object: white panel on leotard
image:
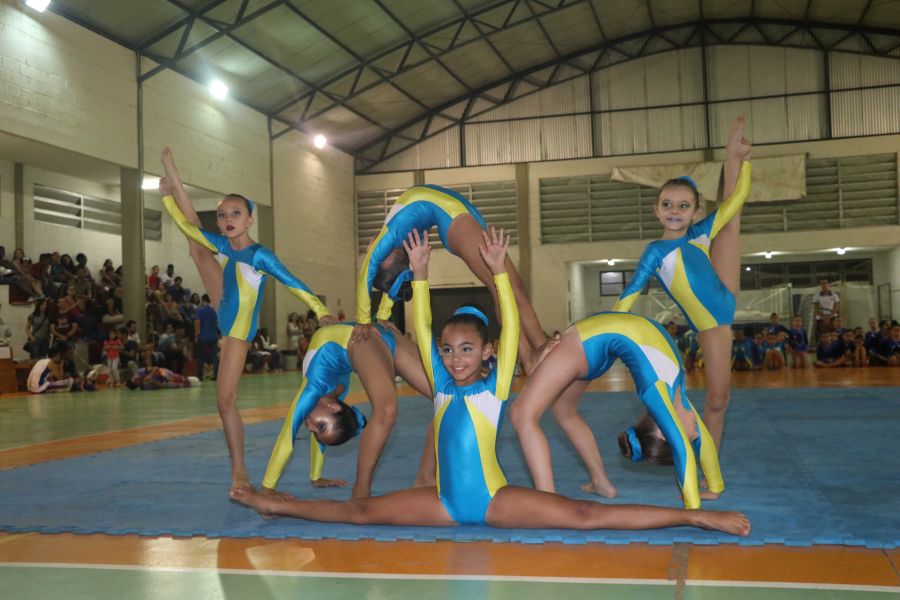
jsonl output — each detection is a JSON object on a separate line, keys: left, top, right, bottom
{"left": 237, "top": 261, "right": 264, "bottom": 291}
{"left": 302, "top": 348, "right": 318, "bottom": 375}
{"left": 689, "top": 233, "right": 711, "bottom": 249}
{"left": 658, "top": 249, "right": 679, "bottom": 288}
{"left": 385, "top": 202, "right": 406, "bottom": 225}
{"left": 639, "top": 344, "right": 680, "bottom": 386}
{"left": 434, "top": 392, "right": 453, "bottom": 415}
{"left": 465, "top": 390, "right": 502, "bottom": 427}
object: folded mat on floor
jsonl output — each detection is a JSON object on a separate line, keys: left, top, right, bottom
{"left": 2, "top": 387, "right": 898, "bottom": 547}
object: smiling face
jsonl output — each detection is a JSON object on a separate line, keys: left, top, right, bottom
{"left": 655, "top": 184, "right": 698, "bottom": 238}
{"left": 439, "top": 323, "right": 492, "bottom": 386}
{"left": 216, "top": 196, "right": 253, "bottom": 239}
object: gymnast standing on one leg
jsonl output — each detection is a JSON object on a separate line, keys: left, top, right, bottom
{"left": 352, "top": 184, "right": 554, "bottom": 373}
{"left": 159, "top": 148, "right": 333, "bottom": 492}
{"left": 510, "top": 311, "right": 723, "bottom": 508}
{"left": 612, "top": 116, "right": 752, "bottom": 449}
{"left": 261, "top": 320, "right": 434, "bottom": 499}
{"left": 230, "top": 228, "right": 750, "bottom": 538}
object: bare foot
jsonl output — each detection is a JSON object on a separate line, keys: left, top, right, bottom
{"left": 691, "top": 510, "right": 750, "bottom": 536}
{"left": 230, "top": 470, "right": 250, "bottom": 494}
{"left": 230, "top": 485, "right": 278, "bottom": 520}
{"left": 581, "top": 480, "right": 618, "bottom": 499}
{"left": 260, "top": 487, "right": 297, "bottom": 502}
{"left": 311, "top": 477, "right": 348, "bottom": 488}
{"left": 700, "top": 490, "right": 721, "bottom": 501}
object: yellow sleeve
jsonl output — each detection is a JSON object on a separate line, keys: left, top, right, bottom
{"left": 261, "top": 381, "right": 308, "bottom": 490}
{"left": 375, "top": 294, "right": 395, "bottom": 321}
{"left": 289, "top": 288, "right": 330, "bottom": 321}
{"left": 411, "top": 279, "right": 436, "bottom": 392}
{"left": 709, "top": 161, "right": 752, "bottom": 240}
{"left": 493, "top": 272, "right": 520, "bottom": 401}
{"left": 309, "top": 437, "right": 325, "bottom": 481}
{"left": 161, "top": 195, "right": 219, "bottom": 253}
{"left": 692, "top": 408, "right": 725, "bottom": 494}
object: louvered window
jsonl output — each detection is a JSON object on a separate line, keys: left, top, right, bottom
{"left": 356, "top": 182, "right": 517, "bottom": 254}
{"left": 741, "top": 153, "right": 899, "bottom": 233}
{"left": 34, "top": 184, "right": 162, "bottom": 241}
{"left": 540, "top": 176, "right": 661, "bottom": 244}
{"left": 144, "top": 208, "right": 162, "bottom": 241}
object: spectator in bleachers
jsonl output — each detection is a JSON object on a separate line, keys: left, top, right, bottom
{"left": 303, "top": 310, "right": 319, "bottom": 338}
{"left": 832, "top": 316, "right": 846, "bottom": 337}
{"left": 161, "top": 293, "right": 185, "bottom": 328}
{"left": 100, "top": 264, "right": 120, "bottom": 291}
{"left": 814, "top": 331, "right": 846, "bottom": 368}
{"left": 147, "top": 265, "right": 161, "bottom": 291}
{"left": 167, "top": 276, "right": 188, "bottom": 304}
{"left": 870, "top": 322, "right": 900, "bottom": 367}
{"left": 73, "top": 267, "right": 93, "bottom": 301}
{"left": 0, "top": 246, "right": 36, "bottom": 299}
{"left": 51, "top": 306, "right": 80, "bottom": 348}
{"left": 25, "top": 299, "right": 52, "bottom": 359}
{"left": 256, "top": 328, "right": 284, "bottom": 371}
{"left": 194, "top": 294, "right": 219, "bottom": 381}
{"left": 9, "top": 248, "right": 44, "bottom": 299}
{"left": 163, "top": 264, "right": 177, "bottom": 288}
{"left": 813, "top": 279, "right": 840, "bottom": 339}
{"left": 731, "top": 328, "right": 753, "bottom": 371}
{"left": 245, "top": 338, "right": 272, "bottom": 373}
{"left": 59, "top": 253, "right": 77, "bottom": 283}
{"left": 74, "top": 253, "right": 95, "bottom": 284}
{"left": 786, "top": 315, "right": 809, "bottom": 369}
{"left": 97, "top": 258, "right": 113, "bottom": 282}
{"left": 868, "top": 320, "right": 892, "bottom": 366}
{"left": 762, "top": 331, "right": 785, "bottom": 371}
{"left": 157, "top": 322, "right": 187, "bottom": 374}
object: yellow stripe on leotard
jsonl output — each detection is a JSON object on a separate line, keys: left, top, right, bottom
{"left": 230, "top": 264, "right": 258, "bottom": 340}
{"left": 653, "top": 380, "right": 701, "bottom": 509}
{"left": 412, "top": 280, "right": 436, "bottom": 393}
{"left": 492, "top": 272, "right": 519, "bottom": 401}
{"left": 262, "top": 378, "right": 310, "bottom": 490}
{"left": 691, "top": 406, "right": 724, "bottom": 494}
{"left": 667, "top": 251, "right": 718, "bottom": 332}
{"left": 575, "top": 312, "right": 680, "bottom": 369}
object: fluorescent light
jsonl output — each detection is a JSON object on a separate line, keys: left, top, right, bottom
{"left": 26, "top": 0, "right": 51, "bottom": 12}
{"left": 745, "top": 266, "right": 752, "bottom": 271}
{"left": 606, "top": 259, "right": 615, "bottom": 266}
{"left": 141, "top": 177, "right": 159, "bottom": 190}
{"left": 836, "top": 247, "right": 846, "bottom": 255}
{"left": 314, "top": 134, "right": 327, "bottom": 149}
{"left": 209, "top": 79, "right": 228, "bottom": 100}
{"left": 764, "top": 251, "right": 773, "bottom": 259}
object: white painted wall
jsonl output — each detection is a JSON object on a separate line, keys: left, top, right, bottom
{"left": 873, "top": 245, "right": 900, "bottom": 321}
{"left": 0, "top": 1, "right": 136, "bottom": 167}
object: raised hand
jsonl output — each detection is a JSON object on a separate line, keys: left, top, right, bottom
{"left": 478, "top": 226, "right": 510, "bottom": 275}
{"left": 158, "top": 176, "right": 173, "bottom": 196}
{"left": 402, "top": 229, "right": 431, "bottom": 279}
{"left": 726, "top": 115, "right": 751, "bottom": 161}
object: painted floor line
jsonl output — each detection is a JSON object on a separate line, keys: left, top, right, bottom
{"left": 4, "top": 563, "right": 900, "bottom": 592}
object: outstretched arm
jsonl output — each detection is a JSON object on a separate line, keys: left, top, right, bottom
{"left": 404, "top": 230, "right": 436, "bottom": 393}
{"left": 257, "top": 249, "right": 330, "bottom": 320}
{"left": 160, "top": 196, "right": 224, "bottom": 254}
{"left": 480, "top": 227, "right": 519, "bottom": 400}
{"left": 612, "top": 246, "right": 658, "bottom": 313}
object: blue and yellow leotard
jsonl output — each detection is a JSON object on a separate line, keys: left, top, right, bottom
{"left": 356, "top": 185, "right": 487, "bottom": 324}
{"left": 412, "top": 271, "right": 518, "bottom": 525}
{"left": 575, "top": 311, "right": 723, "bottom": 509}
{"left": 261, "top": 322, "right": 397, "bottom": 490}
{"left": 612, "top": 162, "right": 752, "bottom": 332}
{"left": 162, "top": 196, "right": 329, "bottom": 341}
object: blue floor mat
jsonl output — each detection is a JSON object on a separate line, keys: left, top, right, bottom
{"left": 2, "top": 388, "right": 899, "bottom": 547}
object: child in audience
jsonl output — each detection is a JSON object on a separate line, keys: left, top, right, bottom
{"left": 103, "top": 329, "right": 123, "bottom": 386}
{"left": 762, "top": 331, "right": 785, "bottom": 371}
{"left": 731, "top": 329, "right": 752, "bottom": 371}
{"left": 814, "top": 332, "right": 846, "bottom": 368}
{"left": 786, "top": 315, "right": 808, "bottom": 369}
{"left": 750, "top": 333, "right": 765, "bottom": 370}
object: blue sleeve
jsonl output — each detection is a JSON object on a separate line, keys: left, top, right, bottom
{"left": 612, "top": 245, "right": 659, "bottom": 313}
{"left": 255, "top": 248, "right": 330, "bottom": 319}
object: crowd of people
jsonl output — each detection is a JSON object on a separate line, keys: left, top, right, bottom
{"left": 665, "top": 279, "right": 900, "bottom": 373}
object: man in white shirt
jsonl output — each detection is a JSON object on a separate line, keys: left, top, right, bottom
{"left": 813, "top": 279, "right": 840, "bottom": 339}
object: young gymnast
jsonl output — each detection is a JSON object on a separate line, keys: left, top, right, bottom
{"left": 159, "top": 148, "right": 333, "bottom": 492}
{"left": 230, "top": 228, "right": 750, "bottom": 537}
{"left": 353, "top": 183, "right": 551, "bottom": 372}
{"left": 509, "top": 311, "right": 723, "bottom": 509}
{"left": 261, "top": 320, "right": 434, "bottom": 499}
{"left": 612, "top": 117, "right": 752, "bottom": 448}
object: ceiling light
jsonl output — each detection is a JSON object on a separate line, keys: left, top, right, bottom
{"left": 141, "top": 177, "right": 159, "bottom": 190}
{"left": 745, "top": 266, "right": 752, "bottom": 271}
{"left": 26, "top": 0, "right": 51, "bottom": 12}
{"left": 836, "top": 247, "right": 846, "bottom": 255}
{"left": 606, "top": 259, "right": 615, "bottom": 266}
{"left": 209, "top": 79, "right": 228, "bottom": 100}
{"left": 314, "top": 134, "right": 327, "bottom": 149}
{"left": 764, "top": 251, "right": 773, "bottom": 259}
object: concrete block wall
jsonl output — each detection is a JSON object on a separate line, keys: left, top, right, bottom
{"left": 0, "top": 1, "right": 136, "bottom": 167}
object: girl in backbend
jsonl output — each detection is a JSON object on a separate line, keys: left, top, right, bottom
{"left": 612, "top": 116, "right": 752, "bottom": 448}
{"left": 261, "top": 319, "right": 434, "bottom": 499}
{"left": 510, "top": 310, "right": 723, "bottom": 508}
{"left": 159, "top": 148, "right": 333, "bottom": 492}
{"left": 230, "top": 228, "right": 750, "bottom": 538}
{"left": 354, "top": 184, "right": 553, "bottom": 373}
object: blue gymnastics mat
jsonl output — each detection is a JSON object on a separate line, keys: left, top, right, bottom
{"left": 1, "top": 387, "right": 899, "bottom": 547}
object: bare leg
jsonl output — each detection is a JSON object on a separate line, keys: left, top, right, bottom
{"left": 486, "top": 486, "right": 750, "bottom": 535}
{"left": 231, "top": 485, "right": 456, "bottom": 527}
{"left": 696, "top": 326, "right": 733, "bottom": 449}
{"left": 710, "top": 116, "right": 746, "bottom": 297}
{"left": 509, "top": 329, "right": 589, "bottom": 492}
{"left": 217, "top": 336, "right": 252, "bottom": 490}
{"left": 447, "top": 215, "right": 551, "bottom": 373}
{"left": 550, "top": 379, "right": 617, "bottom": 498}
{"left": 393, "top": 331, "right": 433, "bottom": 398}
{"left": 412, "top": 422, "right": 436, "bottom": 488}
{"left": 349, "top": 336, "right": 398, "bottom": 498}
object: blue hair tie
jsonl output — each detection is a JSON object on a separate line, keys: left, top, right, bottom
{"left": 452, "top": 306, "right": 489, "bottom": 326}
{"left": 350, "top": 405, "right": 367, "bottom": 438}
{"left": 246, "top": 198, "right": 255, "bottom": 214}
{"left": 676, "top": 175, "right": 699, "bottom": 191}
{"left": 387, "top": 268, "right": 414, "bottom": 301}
{"left": 625, "top": 427, "right": 643, "bottom": 462}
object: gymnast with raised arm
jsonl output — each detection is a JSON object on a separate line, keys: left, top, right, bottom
{"left": 231, "top": 228, "right": 749, "bottom": 537}
{"left": 159, "top": 148, "right": 333, "bottom": 492}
